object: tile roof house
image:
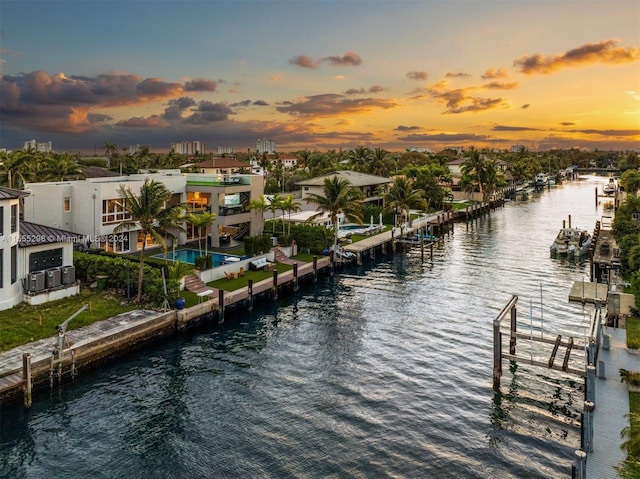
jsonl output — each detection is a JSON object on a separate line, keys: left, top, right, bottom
{"left": 295, "top": 171, "right": 391, "bottom": 205}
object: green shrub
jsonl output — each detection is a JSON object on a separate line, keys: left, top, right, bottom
{"left": 244, "top": 235, "right": 273, "bottom": 256}
{"left": 194, "top": 255, "right": 212, "bottom": 270}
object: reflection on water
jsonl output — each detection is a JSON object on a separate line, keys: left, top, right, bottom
{"left": 0, "top": 177, "right": 612, "bottom": 478}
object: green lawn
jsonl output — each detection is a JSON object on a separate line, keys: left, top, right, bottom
{"left": 0, "top": 289, "right": 137, "bottom": 352}
{"left": 628, "top": 316, "right": 640, "bottom": 350}
{"left": 620, "top": 391, "right": 640, "bottom": 478}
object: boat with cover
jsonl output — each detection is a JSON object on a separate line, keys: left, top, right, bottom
{"left": 534, "top": 173, "right": 549, "bottom": 188}
{"left": 603, "top": 177, "right": 617, "bottom": 195}
{"left": 330, "top": 245, "right": 356, "bottom": 262}
{"left": 550, "top": 227, "right": 592, "bottom": 257}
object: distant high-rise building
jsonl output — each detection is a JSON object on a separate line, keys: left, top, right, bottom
{"left": 23, "top": 139, "right": 52, "bottom": 152}
{"left": 217, "top": 146, "right": 236, "bottom": 155}
{"left": 510, "top": 144, "right": 526, "bottom": 153}
{"left": 170, "top": 141, "right": 206, "bottom": 155}
{"left": 256, "top": 138, "right": 275, "bottom": 154}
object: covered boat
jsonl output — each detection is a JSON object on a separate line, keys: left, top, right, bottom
{"left": 550, "top": 227, "right": 592, "bottom": 257}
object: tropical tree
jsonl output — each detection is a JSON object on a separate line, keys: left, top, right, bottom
{"left": 42, "top": 153, "right": 83, "bottom": 181}
{"left": 0, "top": 150, "right": 37, "bottom": 188}
{"left": 114, "top": 179, "right": 186, "bottom": 303}
{"left": 621, "top": 169, "right": 640, "bottom": 195}
{"left": 367, "top": 148, "right": 394, "bottom": 177}
{"left": 305, "top": 176, "right": 364, "bottom": 248}
{"left": 281, "top": 195, "right": 302, "bottom": 235}
{"left": 383, "top": 176, "right": 427, "bottom": 227}
{"left": 103, "top": 141, "right": 119, "bottom": 169}
{"left": 349, "top": 145, "right": 370, "bottom": 172}
{"left": 461, "top": 147, "right": 487, "bottom": 201}
{"left": 184, "top": 211, "right": 217, "bottom": 255}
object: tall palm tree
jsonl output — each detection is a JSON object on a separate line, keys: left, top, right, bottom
{"left": 349, "top": 145, "right": 370, "bottom": 172}
{"left": 368, "top": 148, "right": 394, "bottom": 177}
{"left": 280, "top": 195, "right": 302, "bottom": 235}
{"left": 184, "top": 211, "right": 216, "bottom": 255}
{"left": 42, "top": 153, "right": 83, "bottom": 181}
{"left": 103, "top": 141, "right": 119, "bottom": 169}
{"left": 114, "top": 179, "right": 185, "bottom": 303}
{"left": 383, "top": 177, "right": 427, "bottom": 227}
{"left": 461, "top": 147, "right": 487, "bottom": 201}
{"left": 305, "top": 176, "right": 364, "bottom": 248}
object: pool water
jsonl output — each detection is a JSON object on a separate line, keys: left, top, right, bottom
{"left": 153, "top": 249, "right": 244, "bottom": 266}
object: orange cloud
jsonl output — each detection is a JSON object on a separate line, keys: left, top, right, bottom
{"left": 514, "top": 40, "right": 640, "bottom": 74}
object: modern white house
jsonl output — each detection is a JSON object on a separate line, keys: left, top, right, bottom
{"left": 296, "top": 171, "right": 391, "bottom": 206}
{"left": 23, "top": 171, "right": 265, "bottom": 253}
{"left": 0, "top": 187, "right": 80, "bottom": 311}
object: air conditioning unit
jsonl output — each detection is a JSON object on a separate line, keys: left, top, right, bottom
{"left": 60, "top": 265, "right": 76, "bottom": 285}
{"left": 45, "top": 268, "right": 62, "bottom": 288}
{"left": 27, "top": 271, "right": 45, "bottom": 292}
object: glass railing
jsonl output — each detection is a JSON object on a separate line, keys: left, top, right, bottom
{"left": 186, "top": 174, "right": 252, "bottom": 186}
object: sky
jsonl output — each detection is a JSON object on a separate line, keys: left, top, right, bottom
{"left": 1, "top": 0, "right": 639, "bottom": 155}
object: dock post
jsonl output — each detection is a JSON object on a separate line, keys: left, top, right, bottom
{"left": 573, "top": 450, "right": 587, "bottom": 479}
{"left": 391, "top": 229, "right": 395, "bottom": 252}
{"left": 293, "top": 262, "right": 298, "bottom": 291}
{"left": 586, "top": 365, "right": 596, "bottom": 404}
{"left": 430, "top": 243, "right": 433, "bottom": 261}
{"left": 272, "top": 270, "right": 278, "bottom": 300}
{"left": 22, "top": 353, "right": 32, "bottom": 408}
{"left": 218, "top": 289, "right": 225, "bottom": 323}
{"left": 313, "top": 256, "right": 318, "bottom": 282}
{"left": 493, "top": 321, "right": 502, "bottom": 390}
{"left": 421, "top": 236, "right": 424, "bottom": 263}
{"left": 248, "top": 279, "right": 254, "bottom": 311}
{"left": 357, "top": 251, "right": 362, "bottom": 266}
{"left": 509, "top": 305, "right": 517, "bottom": 355}
{"left": 582, "top": 401, "right": 595, "bottom": 453}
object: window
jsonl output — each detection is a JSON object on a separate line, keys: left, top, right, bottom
{"left": 10, "top": 204, "right": 17, "bottom": 233}
{"left": 186, "top": 191, "right": 210, "bottom": 211}
{"left": 11, "top": 245, "right": 17, "bottom": 284}
{"left": 102, "top": 199, "right": 130, "bottom": 225}
{"left": 64, "top": 197, "right": 71, "bottom": 212}
{"left": 99, "top": 232, "right": 130, "bottom": 253}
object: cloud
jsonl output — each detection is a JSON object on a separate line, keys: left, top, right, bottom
{"left": 407, "top": 71, "right": 429, "bottom": 81}
{"left": 344, "top": 85, "right": 385, "bottom": 95}
{"left": 322, "top": 51, "right": 362, "bottom": 67}
{"left": 492, "top": 125, "right": 541, "bottom": 132}
{"left": 521, "top": 104, "right": 530, "bottom": 109}
{"left": 395, "top": 125, "right": 421, "bottom": 131}
{"left": 428, "top": 81, "right": 508, "bottom": 114}
{"left": 514, "top": 40, "right": 640, "bottom": 74}
{"left": 116, "top": 115, "right": 168, "bottom": 128}
{"left": 290, "top": 52, "right": 363, "bottom": 69}
{"left": 398, "top": 132, "right": 491, "bottom": 142}
{"left": 163, "top": 97, "right": 196, "bottom": 120}
{"left": 481, "top": 68, "right": 508, "bottom": 79}
{"left": 289, "top": 55, "right": 317, "bottom": 69}
{"left": 444, "top": 72, "right": 471, "bottom": 79}
{"left": 184, "top": 78, "right": 217, "bottom": 92}
{"left": 253, "top": 100, "right": 269, "bottom": 106}
{"left": 566, "top": 128, "right": 640, "bottom": 137}
{"left": 481, "top": 81, "right": 518, "bottom": 90}
{"left": 184, "top": 100, "right": 234, "bottom": 124}
{"left": 275, "top": 93, "right": 397, "bottom": 118}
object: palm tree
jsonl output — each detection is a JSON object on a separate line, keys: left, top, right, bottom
{"left": 42, "top": 153, "right": 83, "bottom": 181}
{"left": 103, "top": 141, "right": 119, "bottom": 169}
{"left": 184, "top": 211, "right": 216, "bottom": 255}
{"left": 114, "top": 179, "right": 185, "bottom": 303}
{"left": 349, "top": 145, "right": 370, "bottom": 172}
{"left": 305, "top": 176, "right": 364, "bottom": 249}
{"left": 461, "top": 147, "right": 487, "bottom": 202}
{"left": 621, "top": 169, "right": 640, "bottom": 195}
{"left": 280, "top": 195, "right": 302, "bottom": 235}
{"left": 268, "top": 193, "right": 284, "bottom": 233}
{"left": 383, "top": 177, "right": 427, "bottom": 227}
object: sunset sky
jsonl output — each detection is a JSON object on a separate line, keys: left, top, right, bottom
{"left": 1, "top": 0, "right": 639, "bottom": 154}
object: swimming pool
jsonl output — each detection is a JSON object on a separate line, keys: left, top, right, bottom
{"left": 153, "top": 249, "right": 245, "bottom": 266}
{"left": 338, "top": 223, "right": 383, "bottom": 238}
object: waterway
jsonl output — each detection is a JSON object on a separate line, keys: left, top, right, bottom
{"left": 0, "top": 176, "right": 613, "bottom": 478}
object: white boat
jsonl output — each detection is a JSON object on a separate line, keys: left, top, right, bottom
{"left": 603, "top": 177, "right": 617, "bottom": 195}
{"left": 550, "top": 227, "right": 592, "bottom": 257}
{"left": 331, "top": 245, "right": 356, "bottom": 262}
{"left": 534, "top": 173, "right": 549, "bottom": 187}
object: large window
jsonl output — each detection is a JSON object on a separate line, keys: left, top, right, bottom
{"left": 28, "top": 248, "right": 63, "bottom": 272}
{"left": 99, "top": 232, "right": 130, "bottom": 253}
{"left": 102, "top": 199, "right": 131, "bottom": 225}
{"left": 10, "top": 204, "right": 17, "bottom": 233}
{"left": 11, "top": 245, "right": 17, "bottom": 284}
{"left": 186, "top": 191, "right": 210, "bottom": 211}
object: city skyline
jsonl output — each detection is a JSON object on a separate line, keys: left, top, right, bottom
{"left": 1, "top": 0, "right": 639, "bottom": 154}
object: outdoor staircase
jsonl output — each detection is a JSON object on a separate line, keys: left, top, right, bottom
{"left": 271, "top": 246, "right": 297, "bottom": 265}
{"left": 184, "top": 274, "right": 214, "bottom": 297}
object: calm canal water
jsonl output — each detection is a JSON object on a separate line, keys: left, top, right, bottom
{"left": 1, "top": 176, "right": 613, "bottom": 479}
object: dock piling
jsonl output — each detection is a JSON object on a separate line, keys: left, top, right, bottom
{"left": 218, "top": 289, "right": 225, "bottom": 323}
{"left": 248, "top": 279, "right": 254, "bottom": 311}
{"left": 313, "top": 256, "right": 318, "bottom": 282}
{"left": 22, "top": 353, "right": 32, "bottom": 408}
{"left": 272, "top": 270, "right": 278, "bottom": 300}
{"left": 293, "top": 263, "right": 298, "bottom": 291}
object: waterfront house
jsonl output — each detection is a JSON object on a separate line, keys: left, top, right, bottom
{"left": 23, "top": 171, "right": 265, "bottom": 253}
{"left": 296, "top": 171, "right": 391, "bottom": 207}
{"left": 0, "top": 187, "right": 80, "bottom": 311}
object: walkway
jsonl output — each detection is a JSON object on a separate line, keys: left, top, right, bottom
{"left": 587, "top": 327, "right": 635, "bottom": 478}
